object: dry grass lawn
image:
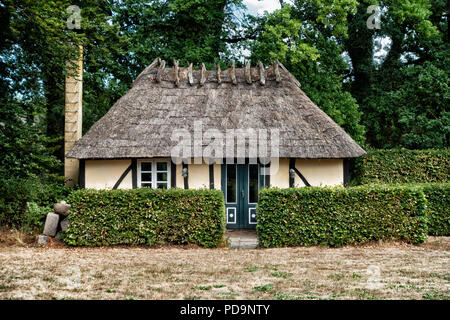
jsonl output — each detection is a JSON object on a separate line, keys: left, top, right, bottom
{"left": 0, "top": 235, "right": 448, "bottom": 300}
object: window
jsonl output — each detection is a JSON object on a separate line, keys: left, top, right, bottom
{"left": 138, "top": 160, "right": 170, "bottom": 189}
{"left": 226, "top": 164, "right": 237, "bottom": 203}
{"left": 248, "top": 164, "right": 259, "bottom": 203}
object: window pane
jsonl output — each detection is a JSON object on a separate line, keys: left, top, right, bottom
{"left": 141, "top": 183, "right": 152, "bottom": 188}
{"left": 157, "top": 183, "right": 167, "bottom": 189}
{"left": 141, "top": 162, "right": 152, "bottom": 171}
{"left": 156, "top": 162, "right": 167, "bottom": 171}
{"left": 141, "top": 172, "right": 152, "bottom": 182}
{"left": 157, "top": 172, "right": 167, "bottom": 182}
{"left": 226, "top": 164, "right": 236, "bottom": 203}
{"left": 249, "top": 164, "right": 258, "bottom": 203}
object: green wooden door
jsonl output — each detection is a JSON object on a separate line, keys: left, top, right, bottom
{"left": 223, "top": 163, "right": 260, "bottom": 229}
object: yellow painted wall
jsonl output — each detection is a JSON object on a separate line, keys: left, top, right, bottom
{"left": 269, "top": 158, "right": 343, "bottom": 188}
{"left": 187, "top": 163, "right": 210, "bottom": 189}
{"left": 214, "top": 163, "right": 221, "bottom": 190}
{"left": 85, "top": 160, "right": 132, "bottom": 189}
{"left": 175, "top": 159, "right": 221, "bottom": 190}
{"left": 176, "top": 163, "right": 184, "bottom": 188}
{"left": 295, "top": 159, "right": 343, "bottom": 187}
{"left": 84, "top": 158, "right": 343, "bottom": 190}
{"left": 270, "top": 158, "right": 290, "bottom": 188}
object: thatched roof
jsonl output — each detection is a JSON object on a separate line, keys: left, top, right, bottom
{"left": 67, "top": 59, "right": 365, "bottom": 159}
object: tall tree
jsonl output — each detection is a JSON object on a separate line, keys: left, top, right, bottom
{"left": 251, "top": 0, "right": 448, "bottom": 149}
{"left": 0, "top": 0, "right": 125, "bottom": 177}
{"left": 250, "top": 2, "right": 366, "bottom": 144}
{"left": 348, "top": 0, "right": 448, "bottom": 148}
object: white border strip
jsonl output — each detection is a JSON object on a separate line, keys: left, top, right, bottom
{"left": 227, "top": 207, "right": 237, "bottom": 224}
{"left": 249, "top": 208, "right": 257, "bottom": 224}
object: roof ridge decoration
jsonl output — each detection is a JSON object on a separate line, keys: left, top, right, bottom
{"left": 131, "top": 58, "right": 295, "bottom": 88}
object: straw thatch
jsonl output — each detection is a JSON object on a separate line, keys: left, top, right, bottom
{"left": 67, "top": 59, "right": 365, "bottom": 159}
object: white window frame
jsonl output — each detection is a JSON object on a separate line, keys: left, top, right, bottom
{"left": 137, "top": 159, "right": 171, "bottom": 189}
{"left": 225, "top": 164, "right": 237, "bottom": 204}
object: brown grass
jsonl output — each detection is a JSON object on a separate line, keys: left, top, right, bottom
{"left": 0, "top": 228, "right": 35, "bottom": 247}
{"left": 0, "top": 237, "right": 448, "bottom": 300}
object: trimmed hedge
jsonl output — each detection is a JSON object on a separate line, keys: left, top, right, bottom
{"left": 421, "top": 183, "right": 450, "bottom": 236}
{"left": 257, "top": 185, "right": 428, "bottom": 247}
{"left": 64, "top": 188, "right": 226, "bottom": 247}
{"left": 353, "top": 149, "right": 450, "bottom": 184}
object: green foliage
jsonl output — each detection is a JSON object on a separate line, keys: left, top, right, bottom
{"left": 64, "top": 188, "right": 226, "bottom": 247}
{"left": 0, "top": 177, "right": 72, "bottom": 229}
{"left": 24, "top": 202, "right": 49, "bottom": 232}
{"left": 421, "top": 183, "right": 450, "bottom": 236}
{"left": 0, "top": 0, "right": 126, "bottom": 176}
{"left": 257, "top": 185, "right": 428, "bottom": 247}
{"left": 387, "top": 62, "right": 448, "bottom": 149}
{"left": 250, "top": 6, "right": 320, "bottom": 64}
{"left": 111, "top": 0, "right": 242, "bottom": 69}
{"left": 363, "top": 59, "right": 449, "bottom": 149}
{"left": 354, "top": 149, "right": 450, "bottom": 184}
{"left": 348, "top": 0, "right": 449, "bottom": 149}
{"left": 248, "top": 0, "right": 448, "bottom": 149}
{"left": 0, "top": 99, "right": 63, "bottom": 179}
{"left": 250, "top": 3, "right": 366, "bottom": 144}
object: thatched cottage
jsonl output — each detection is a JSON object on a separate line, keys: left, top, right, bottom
{"left": 65, "top": 57, "right": 365, "bottom": 229}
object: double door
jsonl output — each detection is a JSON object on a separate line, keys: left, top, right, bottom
{"left": 223, "top": 164, "right": 261, "bottom": 229}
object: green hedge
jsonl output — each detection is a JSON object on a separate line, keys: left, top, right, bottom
{"left": 64, "top": 188, "right": 226, "bottom": 247}
{"left": 353, "top": 149, "right": 450, "bottom": 184}
{"left": 257, "top": 185, "right": 428, "bottom": 247}
{"left": 421, "top": 183, "right": 449, "bottom": 236}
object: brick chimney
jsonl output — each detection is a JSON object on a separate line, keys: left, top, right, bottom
{"left": 64, "top": 46, "right": 83, "bottom": 187}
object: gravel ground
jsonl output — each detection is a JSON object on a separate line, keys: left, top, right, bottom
{"left": 0, "top": 236, "right": 448, "bottom": 300}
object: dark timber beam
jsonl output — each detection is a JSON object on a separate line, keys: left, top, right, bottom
{"left": 182, "top": 162, "right": 189, "bottom": 189}
{"left": 78, "top": 159, "right": 85, "bottom": 189}
{"left": 171, "top": 162, "right": 176, "bottom": 188}
{"left": 209, "top": 164, "right": 214, "bottom": 189}
{"left": 289, "top": 159, "right": 295, "bottom": 188}
{"left": 131, "top": 159, "right": 137, "bottom": 189}
{"left": 289, "top": 158, "right": 311, "bottom": 187}
{"left": 113, "top": 164, "right": 132, "bottom": 190}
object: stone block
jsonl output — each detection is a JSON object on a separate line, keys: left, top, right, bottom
{"left": 43, "top": 212, "right": 59, "bottom": 237}
{"left": 53, "top": 201, "right": 71, "bottom": 216}
{"left": 60, "top": 218, "right": 69, "bottom": 232}
{"left": 38, "top": 235, "right": 48, "bottom": 244}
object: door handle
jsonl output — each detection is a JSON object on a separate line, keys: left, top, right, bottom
{"left": 241, "top": 189, "right": 245, "bottom": 199}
